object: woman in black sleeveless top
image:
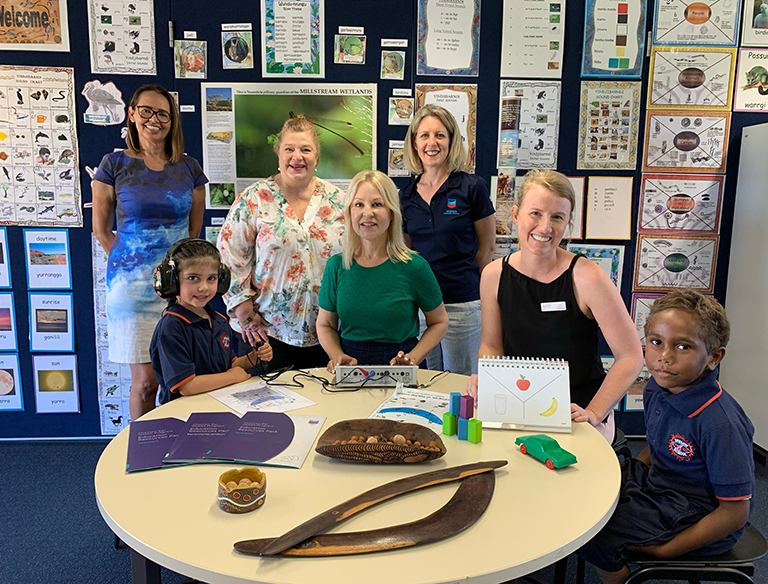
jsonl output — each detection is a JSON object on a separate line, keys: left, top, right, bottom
{"left": 468, "top": 170, "right": 642, "bottom": 441}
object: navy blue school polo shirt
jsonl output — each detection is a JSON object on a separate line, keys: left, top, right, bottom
{"left": 400, "top": 171, "right": 494, "bottom": 304}
{"left": 644, "top": 369, "right": 754, "bottom": 523}
{"left": 150, "top": 303, "right": 237, "bottom": 404}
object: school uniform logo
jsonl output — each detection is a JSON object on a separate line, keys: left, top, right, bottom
{"left": 220, "top": 333, "right": 231, "bottom": 349}
{"left": 444, "top": 198, "right": 459, "bottom": 215}
{"left": 668, "top": 433, "right": 695, "bottom": 461}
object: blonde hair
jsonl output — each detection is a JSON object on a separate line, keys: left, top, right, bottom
{"left": 273, "top": 114, "right": 321, "bottom": 162}
{"left": 403, "top": 104, "right": 467, "bottom": 174}
{"left": 126, "top": 85, "right": 184, "bottom": 164}
{"left": 515, "top": 169, "right": 576, "bottom": 224}
{"left": 342, "top": 170, "right": 413, "bottom": 269}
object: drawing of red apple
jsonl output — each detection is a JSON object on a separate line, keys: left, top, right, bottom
{"left": 516, "top": 375, "right": 530, "bottom": 391}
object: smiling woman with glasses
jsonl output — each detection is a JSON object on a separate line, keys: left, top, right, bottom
{"left": 91, "top": 84, "right": 207, "bottom": 420}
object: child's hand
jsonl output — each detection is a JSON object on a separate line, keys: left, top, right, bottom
{"left": 255, "top": 341, "right": 272, "bottom": 363}
{"left": 230, "top": 366, "right": 251, "bottom": 384}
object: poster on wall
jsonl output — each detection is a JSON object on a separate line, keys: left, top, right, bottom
{"left": 643, "top": 111, "right": 730, "bottom": 174}
{"left": 631, "top": 292, "right": 664, "bottom": 346}
{"left": 87, "top": 0, "right": 156, "bottom": 75}
{"left": 201, "top": 83, "right": 375, "bottom": 197}
{"left": 653, "top": 0, "right": 740, "bottom": 46}
{"left": 222, "top": 25, "right": 254, "bottom": 70}
{"left": 81, "top": 80, "right": 126, "bottom": 126}
{"left": 634, "top": 234, "right": 718, "bottom": 293}
{"left": 0, "top": 1, "right": 69, "bottom": 51}
{"left": 733, "top": 48, "right": 768, "bottom": 112}
{"left": 417, "top": 0, "right": 480, "bottom": 76}
{"left": 33, "top": 354, "right": 80, "bottom": 414}
{"left": 577, "top": 80, "right": 641, "bottom": 170}
{"left": 29, "top": 292, "right": 74, "bottom": 352}
{"left": 415, "top": 84, "right": 477, "bottom": 172}
{"left": 23, "top": 229, "right": 72, "bottom": 290}
{"left": 0, "top": 65, "right": 82, "bottom": 227}
{"left": 0, "top": 227, "right": 10, "bottom": 288}
{"left": 566, "top": 243, "right": 625, "bottom": 289}
{"left": 261, "top": 0, "right": 324, "bottom": 77}
{"left": 585, "top": 176, "right": 633, "bottom": 240}
{"left": 638, "top": 174, "right": 724, "bottom": 234}
{"left": 497, "top": 80, "right": 561, "bottom": 170}
{"left": 742, "top": 0, "right": 768, "bottom": 46}
{"left": 0, "top": 291, "right": 17, "bottom": 351}
{"left": 582, "top": 0, "right": 647, "bottom": 77}
{"left": 648, "top": 47, "right": 736, "bottom": 111}
{"left": 500, "top": 0, "right": 565, "bottom": 78}
{"left": 0, "top": 353, "right": 22, "bottom": 412}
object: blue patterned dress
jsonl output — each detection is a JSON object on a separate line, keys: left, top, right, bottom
{"left": 94, "top": 151, "right": 207, "bottom": 363}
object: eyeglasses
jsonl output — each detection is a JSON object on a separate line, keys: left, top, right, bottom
{"left": 135, "top": 106, "right": 171, "bottom": 123}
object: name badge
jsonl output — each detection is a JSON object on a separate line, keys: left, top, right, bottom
{"left": 541, "top": 301, "right": 566, "bottom": 312}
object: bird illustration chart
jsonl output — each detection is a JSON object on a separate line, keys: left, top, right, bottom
{"left": 477, "top": 357, "right": 572, "bottom": 433}
{"left": 81, "top": 80, "right": 126, "bottom": 126}
{"left": 87, "top": 0, "right": 157, "bottom": 75}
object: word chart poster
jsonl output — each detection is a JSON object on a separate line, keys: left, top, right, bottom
{"left": 87, "top": 0, "right": 157, "bottom": 75}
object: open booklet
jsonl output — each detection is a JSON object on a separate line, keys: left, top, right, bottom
{"left": 126, "top": 411, "right": 325, "bottom": 473}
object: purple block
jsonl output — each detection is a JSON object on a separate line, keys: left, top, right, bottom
{"left": 459, "top": 394, "right": 474, "bottom": 419}
{"left": 449, "top": 392, "right": 462, "bottom": 416}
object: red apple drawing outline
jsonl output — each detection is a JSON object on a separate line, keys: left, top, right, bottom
{"left": 516, "top": 375, "right": 530, "bottom": 391}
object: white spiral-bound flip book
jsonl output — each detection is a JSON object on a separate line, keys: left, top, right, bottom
{"left": 477, "top": 356, "right": 571, "bottom": 433}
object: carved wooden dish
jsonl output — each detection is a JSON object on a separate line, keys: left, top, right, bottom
{"left": 315, "top": 419, "right": 447, "bottom": 463}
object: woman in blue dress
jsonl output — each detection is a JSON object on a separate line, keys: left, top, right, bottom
{"left": 92, "top": 85, "right": 206, "bottom": 420}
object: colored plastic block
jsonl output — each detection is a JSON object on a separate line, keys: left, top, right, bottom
{"left": 458, "top": 416, "right": 469, "bottom": 440}
{"left": 459, "top": 395, "right": 474, "bottom": 419}
{"left": 442, "top": 412, "right": 457, "bottom": 436}
{"left": 449, "top": 392, "right": 462, "bottom": 416}
{"left": 467, "top": 419, "right": 482, "bottom": 444}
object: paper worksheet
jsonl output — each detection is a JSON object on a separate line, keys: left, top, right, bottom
{"left": 209, "top": 379, "right": 316, "bottom": 415}
{"left": 585, "top": 176, "right": 633, "bottom": 239}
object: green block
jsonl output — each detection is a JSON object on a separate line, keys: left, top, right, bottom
{"left": 467, "top": 419, "right": 482, "bottom": 444}
{"left": 442, "top": 412, "right": 457, "bottom": 436}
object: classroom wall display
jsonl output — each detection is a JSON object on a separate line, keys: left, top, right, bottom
{"left": 497, "top": 95, "right": 520, "bottom": 169}
{"left": 222, "top": 26, "right": 254, "bottom": 70}
{"left": 653, "top": 0, "right": 741, "bottom": 46}
{"left": 201, "top": 83, "right": 376, "bottom": 194}
{"left": 0, "top": 65, "right": 82, "bottom": 227}
{"left": 0, "top": 353, "right": 22, "bottom": 412}
{"left": 733, "top": 48, "right": 768, "bottom": 111}
{"left": 205, "top": 226, "right": 222, "bottom": 245}
{"left": 648, "top": 47, "right": 736, "bottom": 111}
{"left": 497, "top": 80, "right": 561, "bottom": 169}
{"left": 387, "top": 144, "right": 408, "bottom": 177}
{"left": 634, "top": 234, "right": 719, "bottom": 292}
{"left": 380, "top": 50, "right": 405, "bottom": 80}
{"left": 416, "top": 84, "right": 477, "bottom": 172}
{"left": 0, "top": 227, "right": 10, "bottom": 288}
{"left": 206, "top": 183, "right": 235, "bottom": 209}
{"left": 638, "top": 174, "right": 724, "bottom": 234}
{"left": 577, "top": 80, "right": 641, "bottom": 170}
{"left": 334, "top": 35, "right": 366, "bottom": 65}
{"left": 0, "top": 0, "right": 69, "bottom": 51}
{"left": 631, "top": 292, "right": 664, "bottom": 346}
{"left": 87, "top": 0, "right": 157, "bottom": 75}
{"left": 261, "top": 0, "right": 324, "bottom": 77}
{"left": 0, "top": 291, "right": 17, "bottom": 351}
{"left": 643, "top": 111, "right": 730, "bottom": 173}
{"left": 585, "top": 176, "right": 633, "bottom": 239}
{"left": 388, "top": 97, "right": 414, "bottom": 125}
{"left": 500, "top": 0, "right": 565, "bottom": 78}
{"left": 81, "top": 80, "right": 126, "bottom": 126}
{"left": 28, "top": 292, "right": 74, "bottom": 352}
{"left": 175, "top": 40, "right": 207, "bottom": 79}
{"left": 416, "top": 0, "right": 480, "bottom": 76}
{"left": 23, "top": 228, "right": 72, "bottom": 289}
{"left": 566, "top": 243, "right": 625, "bottom": 288}
{"left": 581, "top": 0, "right": 647, "bottom": 77}
{"left": 33, "top": 354, "right": 80, "bottom": 414}
{"left": 742, "top": 0, "right": 768, "bottom": 46}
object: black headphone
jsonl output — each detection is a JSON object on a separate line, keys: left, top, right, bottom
{"left": 153, "top": 238, "right": 231, "bottom": 299}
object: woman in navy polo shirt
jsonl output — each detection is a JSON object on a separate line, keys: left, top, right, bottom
{"left": 399, "top": 104, "right": 496, "bottom": 376}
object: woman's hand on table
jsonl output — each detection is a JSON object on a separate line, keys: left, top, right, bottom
{"left": 327, "top": 354, "right": 358, "bottom": 373}
{"left": 466, "top": 374, "right": 478, "bottom": 400}
{"left": 570, "top": 403, "right": 601, "bottom": 426}
{"left": 390, "top": 351, "right": 415, "bottom": 366}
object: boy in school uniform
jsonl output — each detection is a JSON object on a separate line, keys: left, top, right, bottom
{"left": 579, "top": 290, "right": 754, "bottom": 584}
{"left": 149, "top": 239, "right": 272, "bottom": 405}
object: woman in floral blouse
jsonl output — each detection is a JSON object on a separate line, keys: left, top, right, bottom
{"left": 218, "top": 116, "right": 344, "bottom": 371}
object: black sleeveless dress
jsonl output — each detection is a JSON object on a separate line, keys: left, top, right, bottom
{"left": 497, "top": 254, "right": 606, "bottom": 408}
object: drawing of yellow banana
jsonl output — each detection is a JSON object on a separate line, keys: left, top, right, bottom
{"left": 539, "top": 398, "right": 557, "bottom": 417}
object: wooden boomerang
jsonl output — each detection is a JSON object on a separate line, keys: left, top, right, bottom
{"left": 234, "top": 471, "right": 495, "bottom": 556}
{"left": 256, "top": 459, "right": 507, "bottom": 556}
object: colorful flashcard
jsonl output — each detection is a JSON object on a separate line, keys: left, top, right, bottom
{"left": 0, "top": 227, "right": 10, "bottom": 288}
{"left": 29, "top": 292, "right": 74, "bottom": 352}
{"left": 33, "top": 354, "right": 80, "bottom": 414}
{"left": 742, "top": 1, "right": 768, "bottom": 47}
{"left": 585, "top": 176, "right": 633, "bottom": 240}
{"left": 261, "top": 0, "right": 324, "bottom": 77}
{"left": 417, "top": 0, "right": 481, "bottom": 76}
{"left": 0, "top": 0, "right": 69, "bottom": 51}
{"left": 497, "top": 80, "right": 561, "bottom": 169}
{"left": 634, "top": 234, "right": 718, "bottom": 292}
{"left": 631, "top": 292, "right": 664, "bottom": 346}
{"left": 388, "top": 97, "right": 414, "bottom": 125}
{"left": 578, "top": 80, "right": 641, "bottom": 170}
{"left": 175, "top": 40, "right": 207, "bottom": 79}
{"left": 0, "top": 291, "right": 16, "bottom": 351}
{"left": 334, "top": 35, "right": 366, "bottom": 64}
{"left": 381, "top": 50, "right": 405, "bottom": 80}
{"left": 638, "top": 174, "right": 724, "bottom": 234}
{"left": 582, "top": 0, "right": 647, "bottom": 77}
{"left": 23, "top": 229, "right": 72, "bottom": 289}
{"left": 648, "top": 47, "right": 736, "bottom": 111}
{"left": 566, "top": 243, "right": 625, "bottom": 289}
{"left": 501, "top": 0, "right": 565, "bottom": 78}
{"left": 733, "top": 48, "right": 768, "bottom": 112}
{"left": 81, "top": 80, "right": 126, "bottom": 126}
{"left": 643, "top": 111, "right": 730, "bottom": 174}
{"left": 87, "top": 0, "right": 156, "bottom": 75}
{"left": 222, "top": 29, "right": 254, "bottom": 70}
{"left": 0, "top": 353, "right": 22, "bottom": 411}
{"left": 653, "top": 0, "right": 741, "bottom": 46}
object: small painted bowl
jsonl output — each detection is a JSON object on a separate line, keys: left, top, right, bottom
{"left": 217, "top": 467, "right": 267, "bottom": 514}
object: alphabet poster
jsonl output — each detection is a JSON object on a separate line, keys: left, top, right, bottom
{"left": 29, "top": 292, "right": 74, "bottom": 352}
{"left": 0, "top": 0, "right": 69, "bottom": 51}
{"left": 33, "top": 354, "right": 80, "bottom": 414}
{"left": 0, "top": 353, "right": 22, "bottom": 411}
{"left": 23, "top": 229, "right": 71, "bottom": 289}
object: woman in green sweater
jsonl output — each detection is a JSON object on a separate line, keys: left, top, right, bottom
{"left": 317, "top": 170, "right": 448, "bottom": 371}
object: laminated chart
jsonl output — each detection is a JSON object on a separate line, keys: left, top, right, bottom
{"left": 638, "top": 174, "right": 723, "bottom": 234}
{"left": 643, "top": 111, "right": 729, "bottom": 173}
{"left": 634, "top": 234, "right": 718, "bottom": 293}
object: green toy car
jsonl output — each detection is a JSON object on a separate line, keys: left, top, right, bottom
{"left": 514, "top": 434, "right": 577, "bottom": 469}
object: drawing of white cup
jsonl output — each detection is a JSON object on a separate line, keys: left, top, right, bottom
{"left": 494, "top": 394, "right": 507, "bottom": 415}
